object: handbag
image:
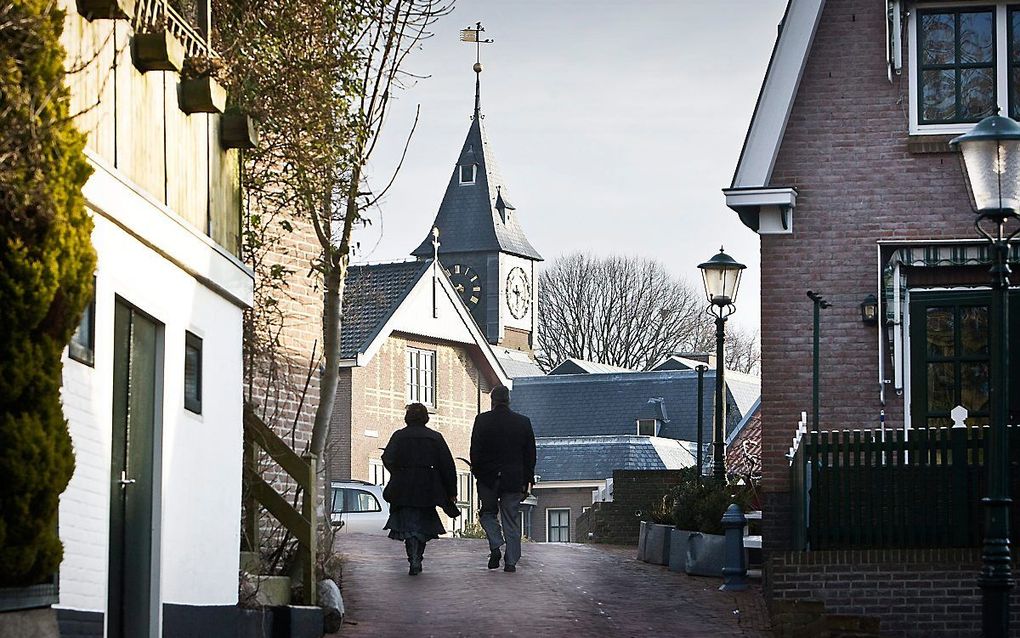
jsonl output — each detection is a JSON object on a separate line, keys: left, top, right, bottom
{"left": 441, "top": 500, "right": 461, "bottom": 518}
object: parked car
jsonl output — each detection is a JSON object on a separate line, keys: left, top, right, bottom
{"left": 330, "top": 480, "right": 389, "bottom": 535}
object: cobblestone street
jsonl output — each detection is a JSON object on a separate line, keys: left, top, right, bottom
{"left": 335, "top": 533, "right": 771, "bottom": 637}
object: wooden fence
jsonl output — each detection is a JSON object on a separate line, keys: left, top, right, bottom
{"left": 242, "top": 405, "right": 317, "bottom": 604}
{"left": 790, "top": 424, "right": 1020, "bottom": 550}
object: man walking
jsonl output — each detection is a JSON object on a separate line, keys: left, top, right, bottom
{"left": 470, "top": 385, "right": 536, "bottom": 573}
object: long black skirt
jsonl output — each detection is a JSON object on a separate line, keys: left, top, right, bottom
{"left": 384, "top": 506, "right": 445, "bottom": 542}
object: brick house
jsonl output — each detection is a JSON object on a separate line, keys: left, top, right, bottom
{"left": 724, "top": 0, "right": 1020, "bottom": 634}
{"left": 327, "top": 259, "right": 512, "bottom": 530}
{"left": 513, "top": 360, "right": 760, "bottom": 543}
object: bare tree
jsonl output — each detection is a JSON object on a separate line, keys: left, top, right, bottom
{"left": 536, "top": 253, "right": 713, "bottom": 371}
{"left": 724, "top": 325, "right": 761, "bottom": 375}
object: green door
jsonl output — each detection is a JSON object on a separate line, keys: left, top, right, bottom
{"left": 108, "top": 299, "right": 160, "bottom": 638}
{"left": 910, "top": 290, "right": 1020, "bottom": 428}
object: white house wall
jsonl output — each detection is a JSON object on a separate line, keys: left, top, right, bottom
{"left": 58, "top": 205, "right": 247, "bottom": 616}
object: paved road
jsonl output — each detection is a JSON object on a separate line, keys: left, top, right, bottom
{"left": 335, "top": 533, "right": 771, "bottom": 637}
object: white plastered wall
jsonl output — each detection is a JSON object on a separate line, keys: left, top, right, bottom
{"left": 58, "top": 201, "right": 247, "bottom": 615}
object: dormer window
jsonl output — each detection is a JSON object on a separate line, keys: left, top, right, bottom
{"left": 909, "top": 4, "right": 1020, "bottom": 133}
{"left": 636, "top": 418, "right": 659, "bottom": 436}
{"left": 459, "top": 164, "right": 476, "bottom": 185}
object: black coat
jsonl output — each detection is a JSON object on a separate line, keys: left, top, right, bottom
{"left": 469, "top": 404, "right": 536, "bottom": 493}
{"left": 381, "top": 423, "right": 457, "bottom": 508}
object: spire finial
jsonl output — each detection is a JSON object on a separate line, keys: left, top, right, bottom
{"left": 460, "top": 22, "right": 493, "bottom": 119}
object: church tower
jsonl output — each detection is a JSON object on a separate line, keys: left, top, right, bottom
{"left": 412, "top": 30, "right": 542, "bottom": 352}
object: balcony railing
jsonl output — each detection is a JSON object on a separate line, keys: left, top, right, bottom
{"left": 133, "top": 0, "right": 215, "bottom": 59}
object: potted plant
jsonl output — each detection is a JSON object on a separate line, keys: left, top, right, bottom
{"left": 221, "top": 109, "right": 260, "bottom": 149}
{"left": 179, "top": 56, "right": 227, "bottom": 114}
{"left": 132, "top": 20, "right": 186, "bottom": 73}
{"left": 667, "top": 468, "right": 755, "bottom": 577}
{"left": 637, "top": 494, "right": 675, "bottom": 566}
{"left": 76, "top": 0, "right": 135, "bottom": 21}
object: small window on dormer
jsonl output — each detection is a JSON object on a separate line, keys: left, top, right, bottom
{"left": 637, "top": 419, "right": 659, "bottom": 436}
{"left": 459, "top": 164, "right": 476, "bottom": 185}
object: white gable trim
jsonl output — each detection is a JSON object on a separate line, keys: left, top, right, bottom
{"left": 340, "top": 262, "right": 511, "bottom": 387}
{"left": 729, "top": 0, "right": 825, "bottom": 190}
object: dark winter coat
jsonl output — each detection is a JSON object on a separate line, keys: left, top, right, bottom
{"left": 381, "top": 423, "right": 457, "bottom": 508}
{"left": 469, "top": 404, "right": 537, "bottom": 493}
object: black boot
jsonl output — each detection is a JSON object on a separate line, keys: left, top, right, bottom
{"left": 417, "top": 540, "right": 427, "bottom": 573}
{"left": 406, "top": 538, "right": 422, "bottom": 575}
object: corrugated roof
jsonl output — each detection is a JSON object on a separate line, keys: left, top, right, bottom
{"left": 411, "top": 114, "right": 542, "bottom": 261}
{"left": 340, "top": 260, "right": 431, "bottom": 358}
{"left": 535, "top": 435, "right": 694, "bottom": 482}
{"left": 512, "top": 369, "right": 761, "bottom": 442}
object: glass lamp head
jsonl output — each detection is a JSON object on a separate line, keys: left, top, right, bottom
{"left": 698, "top": 247, "right": 746, "bottom": 307}
{"left": 950, "top": 115, "right": 1020, "bottom": 216}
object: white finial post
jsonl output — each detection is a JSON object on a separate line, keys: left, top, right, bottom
{"left": 431, "top": 226, "right": 440, "bottom": 318}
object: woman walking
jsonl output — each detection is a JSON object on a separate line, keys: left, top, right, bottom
{"left": 381, "top": 403, "right": 458, "bottom": 575}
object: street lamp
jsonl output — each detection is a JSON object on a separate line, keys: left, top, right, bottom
{"left": 950, "top": 114, "right": 1020, "bottom": 638}
{"left": 698, "top": 247, "right": 746, "bottom": 482}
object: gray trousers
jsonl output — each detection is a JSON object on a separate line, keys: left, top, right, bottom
{"left": 477, "top": 481, "right": 525, "bottom": 567}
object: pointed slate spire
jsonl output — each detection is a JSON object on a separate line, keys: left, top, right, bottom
{"left": 412, "top": 64, "right": 542, "bottom": 261}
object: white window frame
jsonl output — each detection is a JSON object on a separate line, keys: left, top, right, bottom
{"left": 459, "top": 164, "right": 476, "bottom": 185}
{"left": 369, "top": 459, "right": 390, "bottom": 486}
{"left": 546, "top": 508, "right": 571, "bottom": 543}
{"left": 406, "top": 347, "right": 436, "bottom": 407}
{"left": 908, "top": 2, "right": 1015, "bottom": 134}
{"left": 636, "top": 418, "right": 659, "bottom": 436}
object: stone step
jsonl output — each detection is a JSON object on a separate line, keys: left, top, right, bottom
{"left": 253, "top": 575, "right": 292, "bottom": 607}
{"left": 239, "top": 550, "right": 259, "bottom": 573}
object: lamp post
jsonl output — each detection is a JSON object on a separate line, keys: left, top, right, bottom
{"left": 698, "top": 247, "right": 746, "bottom": 482}
{"left": 950, "top": 114, "right": 1020, "bottom": 638}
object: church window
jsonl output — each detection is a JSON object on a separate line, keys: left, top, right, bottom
{"left": 459, "top": 164, "right": 476, "bottom": 185}
{"left": 406, "top": 347, "right": 436, "bottom": 407}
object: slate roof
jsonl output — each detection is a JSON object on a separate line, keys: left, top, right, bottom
{"left": 512, "top": 369, "right": 760, "bottom": 442}
{"left": 340, "top": 260, "right": 431, "bottom": 359}
{"left": 411, "top": 110, "right": 542, "bottom": 261}
{"left": 535, "top": 436, "right": 694, "bottom": 482}
{"left": 548, "top": 358, "right": 632, "bottom": 375}
{"left": 726, "top": 399, "right": 762, "bottom": 481}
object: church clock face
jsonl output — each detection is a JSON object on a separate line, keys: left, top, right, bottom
{"left": 506, "top": 266, "right": 531, "bottom": 319}
{"left": 445, "top": 263, "right": 482, "bottom": 306}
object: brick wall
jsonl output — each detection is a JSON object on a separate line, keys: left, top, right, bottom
{"left": 576, "top": 470, "right": 687, "bottom": 545}
{"left": 760, "top": 0, "right": 980, "bottom": 550}
{"left": 327, "top": 334, "right": 490, "bottom": 493}
{"left": 769, "top": 549, "right": 1020, "bottom": 637}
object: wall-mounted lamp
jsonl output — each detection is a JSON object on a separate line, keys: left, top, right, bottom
{"left": 860, "top": 294, "right": 879, "bottom": 325}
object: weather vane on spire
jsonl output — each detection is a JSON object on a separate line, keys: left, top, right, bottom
{"left": 460, "top": 22, "right": 493, "bottom": 119}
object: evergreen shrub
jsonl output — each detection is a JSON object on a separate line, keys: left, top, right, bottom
{"left": 0, "top": 0, "right": 95, "bottom": 586}
{"left": 668, "top": 468, "right": 755, "bottom": 535}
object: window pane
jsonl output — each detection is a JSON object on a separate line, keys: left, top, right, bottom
{"left": 960, "top": 362, "right": 990, "bottom": 413}
{"left": 960, "top": 306, "right": 989, "bottom": 355}
{"left": 922, "top": 70, "right": 957, "bottom": 122}
{"left": 927, "top": 417, "right": 953, "bottom": 429}
{"left": 927, "top": 307, "right": 955, "bottom": 357}
{"left": 184, "top": 332, "right": 202, "bottom": 413}
{"left": 1012, "top": 68, "right": 1020, "bottom": 119}
{"left": 1013, "top": 10, "right": 1020, "bottom": 62}
{"left": 960, "top": 68, "right": 996, "bottom": 119}
{"left": 921, "top": 13, "right": 956, "bottom": 65}
{"left": 927, "top": 362, "right": 955, "bottom": 411}
{"left": 959, "top": 11, "right": 994, "bottom": 63}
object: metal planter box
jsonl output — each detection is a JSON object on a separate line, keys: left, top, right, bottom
{"left": 132, "top": 32, "right": 186, "bottom": 73}
{"left": 179, "top": 76, "right": 227, "bottom": 115}
{"left": 684, "top": 531, "right": 726, "bottom": 577}
{"left": 640, "top": 523, "right": 673, "bottom": 565}
{"left": 668, "top": 528, "right": 696, "bottom": 573}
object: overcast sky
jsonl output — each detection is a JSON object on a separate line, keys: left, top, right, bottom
{"left": 356, "top": 0, "right": 788, "bottom": 332}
